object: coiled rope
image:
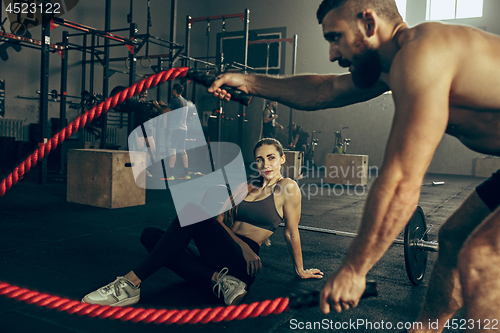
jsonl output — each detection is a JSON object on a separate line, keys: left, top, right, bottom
{"left": 0, "top": 280, "right": 290, "bottom": 324}
{"left": 0, "top": 66, "right": 190, "bottom": 197}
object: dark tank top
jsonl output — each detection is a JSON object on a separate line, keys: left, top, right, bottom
{"left": 234, "top": 180, "right": 284, "bottom": 232}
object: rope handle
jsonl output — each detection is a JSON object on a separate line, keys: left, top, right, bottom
{"left": 288, "top": 281, "right": 379, "bottom": 310}
{"left": 186, "top": 69, "right": 253, "bottom": 106}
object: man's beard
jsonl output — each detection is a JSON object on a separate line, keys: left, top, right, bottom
{"left": 351, "top": 49, "right": 382, "bottom": 89}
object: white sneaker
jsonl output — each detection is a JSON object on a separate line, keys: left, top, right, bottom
{"left": 212, "top": 267, "right": 247, "bottom": 306}
{"left": 81, "top": 277, "right": 140, "bottom": 307}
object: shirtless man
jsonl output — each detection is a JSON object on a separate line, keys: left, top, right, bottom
{"left": 207, "top": 0, "right": 500, "bottom": 331}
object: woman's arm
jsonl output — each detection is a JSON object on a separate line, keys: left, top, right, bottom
{"left": 282, "top": 179, "right": 324, "bottom": 279}
{"left": 216, "top": 184, "right": 263, "bottom": 277}
{"left": 215, "top": 213, "right": 262, "bottom": 277}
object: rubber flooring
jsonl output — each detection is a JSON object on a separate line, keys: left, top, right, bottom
{"left": 0, "top": 167, "right": 485, "bottom": 332}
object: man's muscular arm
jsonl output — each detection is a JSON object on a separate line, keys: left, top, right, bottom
{"left": 209, "top": 73, "right": 389, "bottom": 111}
{"left": 320, "top": 40, "right": 454, "bottom": 314}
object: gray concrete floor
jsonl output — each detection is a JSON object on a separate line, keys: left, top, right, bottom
{"left": 0, "top": 168, "right": 485, "bottom": 332}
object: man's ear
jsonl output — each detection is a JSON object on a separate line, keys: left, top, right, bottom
{"left": 359, "top": 9, "right": 378, "bottom": 38}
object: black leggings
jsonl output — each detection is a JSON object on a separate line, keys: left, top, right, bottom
{"left": 133, "top": 202, "right": 259, "bottom": 287}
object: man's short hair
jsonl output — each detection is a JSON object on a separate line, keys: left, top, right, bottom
{"left": 317, "top": 0, "right": 402, "bottom": 25}
{"left": 173, "top": 84, "right": 184, "bottom": 95}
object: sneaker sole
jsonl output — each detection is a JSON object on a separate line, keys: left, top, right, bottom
{"left": 114, "top": 295, "right": 140, "bottom": 307}
{"left": 229, "top": 290, "right": 247, "bottom": 306}
{"left": 81, "top": 295, "right": 140, "bottom": 307}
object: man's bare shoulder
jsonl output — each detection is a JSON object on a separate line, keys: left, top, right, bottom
{"left": 391, "top": 22, "right": 500, "bottom": 83}
{"left": 399, "top": 22, "right": 500, "bottom": 51}
{"left": 385, "top": 23, "right": 460, "bottom": 96}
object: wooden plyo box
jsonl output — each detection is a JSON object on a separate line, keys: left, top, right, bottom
{"left": 283, "top": 150, "right": 303, "bottom": 180}
{"left": 324, "top": 154, "right": 369, "bottom": 185}
{"left": 67, "top": 149, "right": 146, "bottom": 209}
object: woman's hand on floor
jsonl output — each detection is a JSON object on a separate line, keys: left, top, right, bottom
{"left": 297, "top": 268, "right": 324, "bottom": 279}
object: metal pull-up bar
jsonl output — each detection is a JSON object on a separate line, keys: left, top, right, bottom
{"left": 188, "top": 12, "right": 245, "bottom": 25}
{"left": 248, "top": 37, "right": 295, "bottom": 46}
{"left": 0, "top": 30, "right": 64, "bottom": 52}
{"left": 51, "top": 17, "right": 135, "bottom": 48}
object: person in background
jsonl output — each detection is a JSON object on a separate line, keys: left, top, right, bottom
{"left": 288, "top": 121, "right": 309, "bottom": 153}
{"left": 161, "top": 84, "right": 189, "bottom": 180}
{"left": 262, "top": 101, "right": 283, "bottom": 139}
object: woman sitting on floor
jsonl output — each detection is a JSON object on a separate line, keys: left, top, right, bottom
{"left": 82, "top": 138, "right": 323, "bottom": 307}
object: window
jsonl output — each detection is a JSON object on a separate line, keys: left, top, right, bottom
{"left": 426, "top": 0, "right": 484, "bottom": 20}
{"left": 395, "top": 0, "right": 407, "bottom": 21}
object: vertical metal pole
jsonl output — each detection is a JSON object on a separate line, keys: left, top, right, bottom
{"left": 128, "top": 23, "right": 137, "bottom": 138}
{"left": 185, "top": 16, "right": 191, "bottom": 60}
{"left": 90, "top": 34, "right": 95, "bottom": 96}
{"left": 127, "top": 0, "right": 133, "bottom": 23}
{"left": 217, "top": 16, "right": 225, "bottom": 167}
{"left": 238, "top": 9, "right": 249, "bottom": 148}
{"left": 127, "top": 0, "right": 134, "bottom": 141}
{"left": 288, "top": 35, "right": 298, "bottom": 146}
{"left": 39, "top": 15, "right": 50, "bottom": 184}
{"left": 156, "top": 57, "right": 163, "bottom": 100}
{"left": 186, "top": 15, "right": 194, "bottom": 100}
{"left": 101, "top": 0, "right": 111, "bottom": 149}
{"left": 80, "top": 34, "right": 87, "bottom": 146}
{"left": 168, "top": 0, "right": 177, "bottom": 102}
{"left": 191, "top": 61, "right": 197, "bottom": 102}
{"left": 59, "top": 31, "right": 69, "bottom": 173}
{"left": 81, "top": 36, "right": 87, "bottom": 95}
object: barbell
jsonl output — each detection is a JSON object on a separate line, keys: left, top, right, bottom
{"left": 201, "top": 185, "right": 437, "bottom": 286}
{"left": 289, "top": 206, "right": 436, "bottom": 286}
{"left": 36, "top": 89, "right": 103, "bottom": 105}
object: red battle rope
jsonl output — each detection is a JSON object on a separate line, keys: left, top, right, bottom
{"left": 0, "top": 67, "right": 190, "bottom": 197}
{"left": 0, "top": 280, "right": 290, "bottom": 324}
{"left": 0, "top": 66, "right": 295, "bottom": 324}
{"left": 0, "top": 67, "right": 304, "bottom": 324}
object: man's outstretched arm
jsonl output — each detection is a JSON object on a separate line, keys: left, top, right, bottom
{"left": 209, "top": 72, "right": 389, "bottom": 111}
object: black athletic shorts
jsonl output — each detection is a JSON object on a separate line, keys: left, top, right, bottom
{"left": 167, "top": 129, "right": 187, "bottom": 153}
{"left": 476, "top": 169, "right": 500, "bottom": 211}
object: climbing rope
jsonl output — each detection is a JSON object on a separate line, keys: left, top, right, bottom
{"left": 0, "top": 280, "right": 290, "bottom": 324}
{"left": 0, "top": 67, "right": 190, "bottom": 197}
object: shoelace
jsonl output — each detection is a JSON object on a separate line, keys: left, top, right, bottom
{"left": 101, "top": 278, "right": 126, "bottom": 297}
{"left": 212, "top": 267, "right": 230, "bottom": 298}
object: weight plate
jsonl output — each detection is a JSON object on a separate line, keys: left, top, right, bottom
{"left": 404, "top": 206, "right": 428, "bottom": 285}
{"left": 200, "top": 184, "right": 230, "bottom": 217}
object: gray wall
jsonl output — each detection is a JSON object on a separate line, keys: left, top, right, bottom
{"left": 1, "top": 0, "right": 498, "bottom": 175}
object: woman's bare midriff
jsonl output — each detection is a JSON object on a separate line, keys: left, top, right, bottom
{"left": 232, "top": 221, "right": 274, "bottom": 246}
